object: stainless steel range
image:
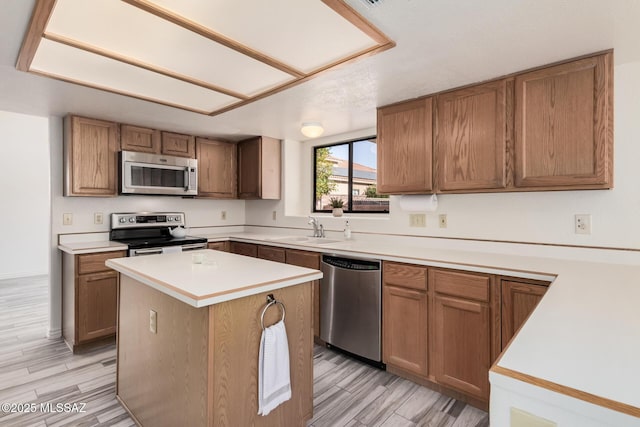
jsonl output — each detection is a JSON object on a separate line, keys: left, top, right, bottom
{"left": 110, "top": 212, "right": 207, "bottom": 257}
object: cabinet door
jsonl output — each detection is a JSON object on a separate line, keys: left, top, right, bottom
{"left": 515, "top": 52, "right": 613, "bottom": 189}
{"left": 207, "top": 242, "right": 229, "bottom": 252}
{"left": 78, "top": 271, "right": 118, "bottom": 342}
{"left": 435, "top": 80, "right": 507, "bottom": 191}
{"left": 229, "top": 241, "right": 258, "bottom": 257}
{"left": 161, "top": 131, "right": 196, "bottom": 158}
{"left": 286, "top": 250, "right": 321, "bottom": 338}
{"left": 501, "top": 280, "right": 548, "bottom": 348}
{"left": 120, "top": 124, "right": 160, "bottom": 154}
{"left": 383, "top": 285, "right": 428, "bottom": 377}
{"left": 65, "top": 115, "right": 118, "bottom": 196}
{"left": 238, "top": 137, "right": 261, "bottom": 199}
{"left": 377, "top": 97, "right": 433, "bottom": 194}
{"left": 196, "top": 137, "right": 237, "bottom": 198}
{"left": 257, "top": 245, "right": 286, "bottom": 263}
{"left": 433, "top": 294, "right": 490, "bottom": 400}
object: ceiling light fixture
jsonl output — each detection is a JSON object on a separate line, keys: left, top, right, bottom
{"left": 301, "top": 122, "right": 324, "bottom": 138}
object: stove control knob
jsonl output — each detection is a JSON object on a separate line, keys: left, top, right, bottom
{"left": 129, "top": 217, "right": 135, "bottom": 223}
{"left": 167, "top": 217, "right": 173, "bottom": 222}
{"left": 119, "top": 217, "right": 126, "bottom": 223}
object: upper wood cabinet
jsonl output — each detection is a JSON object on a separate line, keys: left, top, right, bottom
{"left": 120, "top": 124, "right": 161, "bottom": 154}
{"left": 514, "top": 52, "right": 613, "bottom": 189}
{"left": 377, "top": 50, "right": 613, "bottom": 195}
{"left": 435, "top": 79, "right": 508, "bottom": 192}
{"left": 161, "top": 131, "right": 196, "bottom": 158}
{"left": 237, "top": 136, "right": 281, "bottom": 199}
{"left": 64, "top": 115, "right": 119, "bottom": 197}
{"left": 196, "top": 137, "right": 237, "bottom": 199}
{"left": 377, "top": 97, "right": 433, "bottom": 194}
{"left": 501, "top": 278, "right": 549, "bottom": 348}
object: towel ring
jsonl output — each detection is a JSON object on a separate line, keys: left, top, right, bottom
{"left": 260, "top": 294, "right": 286, "bottom": 330}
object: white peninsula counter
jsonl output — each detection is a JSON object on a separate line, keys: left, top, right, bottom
{"left": 106, "top": 249, "right": 322, "bottom": 427}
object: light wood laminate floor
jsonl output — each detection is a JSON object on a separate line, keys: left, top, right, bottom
{"left": 0, "top": 276, "right": 488, "bottom": 427}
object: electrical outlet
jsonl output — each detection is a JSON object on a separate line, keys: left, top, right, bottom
{"left": 149, "top": 310, "right": 157, "bottom": 334}
{"left": 94, "top": 212, "right": 103, "bottom": 225}
{"left": 221, "top": 211, "right": 227, "bottom": 220}
{"left": 63, "top": 213, "right": 73, "bottom": 226}
{"left": 409, "top": 214, "right": 426, "bottom": 227}
{"left": 510, "top": 407, "right": 556, "bottom": 427}
{"left": 575, "top": 214, "right": 591, "bottom": 234}
{"left": 439, "top": 214, "right": 447, "bottom": 228}
{"left": 272, "top": 210, "right": 277, "bottom": 221}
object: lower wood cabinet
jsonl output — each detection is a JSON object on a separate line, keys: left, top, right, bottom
{"left": 77, "top": 271, "right": 118, "bottom": 342}
{"left": 501, "top": 278, "right": 549, "bottom": 348}
{"left": 383, "top": 284, "right": 428, "bottom": 376}
{"left": 62, "top": 250, "right": 126, "bottom": 352}
{"left": 431, "top": 268, "right": 495, "bottom": 402}
{"left": 229, "top": 241, "right": 258, "bottom": 257}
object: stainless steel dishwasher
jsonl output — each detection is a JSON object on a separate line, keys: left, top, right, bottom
{"left": 320, "top": 254, "right": 382, "bottom": 363}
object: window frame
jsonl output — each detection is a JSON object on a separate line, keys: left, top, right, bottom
{"left": 312, "top": 136, "right": 388, "bottom": 214}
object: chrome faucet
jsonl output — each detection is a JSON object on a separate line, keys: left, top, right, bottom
{"left": 308, "top": 216, "right": 325, "bottom": 238}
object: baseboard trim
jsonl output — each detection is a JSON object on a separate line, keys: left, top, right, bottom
{"left": 46, "top": 327, "right": 62, "bottom": 339}
{"left": 0, "top": 272, "right": 48, "bottom": 280}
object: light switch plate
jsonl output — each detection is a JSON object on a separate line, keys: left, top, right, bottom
{"left": 63, "top": 213, "right": 73, "bottom": 226}
{"left": 409, "top": 214, "right": 426, "bottom": 227}
{"left": 510, "top": 407, "right": 556, "bottom": 427}
{"left": 94, "top": 212, "right": 103, "bottom": 225}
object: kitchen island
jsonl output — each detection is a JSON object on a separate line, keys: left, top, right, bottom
{"left": 106, "top": 249, "right": 322, "bottom": 427}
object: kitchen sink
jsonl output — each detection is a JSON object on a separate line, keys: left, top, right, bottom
{"left": 269, "top": 236, "right": 343, "bottom": 245}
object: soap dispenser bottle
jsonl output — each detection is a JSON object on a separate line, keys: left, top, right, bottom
{"left": 344, "top": 220, "right": 352, "bottom": 240}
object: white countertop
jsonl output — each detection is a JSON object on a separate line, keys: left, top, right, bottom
{"left": 105, "top": 249, "right": 322, "bottom": 307}
{"left": 60, "top": 230, "right": 640, "bottom": 416}
{"left": 58, "top": 240, "right": 127, "bottom": 254}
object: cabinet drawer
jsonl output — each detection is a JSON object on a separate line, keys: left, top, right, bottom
{"left": 229, "top": 241, "right": 258, "bottom": 258}
{"left": 207, "top": 241, "right": 229, "bottom": 252}
{"left": 285, "top": 249, "right": 320, "bottom": 269}
{"left": 77, "top": 251, "right": 126, "bottom": 275}
{"left": 383, "top": 261, "right": 427, "bottom": 291}
{"left": 431, "top": 268, "right": 490, "bottom": 302}
{"left": 258, "top": 245, "right": 286, "bottom": 263}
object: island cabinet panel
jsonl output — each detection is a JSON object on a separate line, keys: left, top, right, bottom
{"left": 161, "top": 131, "right": 196, "bottom": 158}
{"left": 64, "top": 115, "right": 119, "bottom": 196}
{"left": 62, "top": 250, "right": 125, "bottom": 352}
{"left": 117, "top": 276, "right": 313, "bottom": 427}
{"left": 430, "top": 268, "right": 495, "bottom": 402}
{"left": 514, "top": 52, "right": 613, "bottom": 189}
{"left": 229, "top": 241, "right": 258, "bottom": 257}
{"left": 435, "top": 79, "right": 508, "bottom": 192}
{"left": 207, "top": 241, "right": 229, "bottom": 252}
{"left": 196, "top": 137, "right": 237, "bottom": 199}
{"left": 238, "top": 136, "right": 281, "bottom": 200}
{"left": 376, "top": 97, "right": 433, "bottom": 194}
{"left": 285, "top": 249, "right": 321, "bottom": 340}
{"left": 258, "top": 245, "right": 286, "bottom": 263}
{"left": 120, "top": 124, "right": 161, "bottom": 154}
{"left": 501, "top": 278, "right": 549, "bottom": 348}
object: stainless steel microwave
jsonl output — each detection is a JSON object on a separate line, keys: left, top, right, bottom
{"left": 119, "top": 151, "right": 198, "bottom": 196}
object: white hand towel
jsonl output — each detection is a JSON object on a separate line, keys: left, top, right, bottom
{"left": 161, "top": 246, "right": 182, "bottom": 254}
{"left": 258, "top": 320, "right": 291, "bottom": 416}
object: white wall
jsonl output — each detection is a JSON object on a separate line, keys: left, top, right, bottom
{"left": 0, "top": 111, "right": 50, "bottom": 279}
{"left": 47, "top": 115, "right": 246, "bottom": 337}
{"left": 247, "top": 58, "right": 640, "bottom": 251}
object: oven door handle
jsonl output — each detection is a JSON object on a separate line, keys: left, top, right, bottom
{"left": 131, "top": 248, "right": 164, "bottom": 256}
{"left": 185, "top": 167, "right": 190, "bottom": 191}
{"left": 181, "top": 243, "right": 207, "bottom": 251}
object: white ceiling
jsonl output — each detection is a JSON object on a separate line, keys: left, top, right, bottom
{"left": 1, "top": 0, "right": 639, "bottom": 142}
